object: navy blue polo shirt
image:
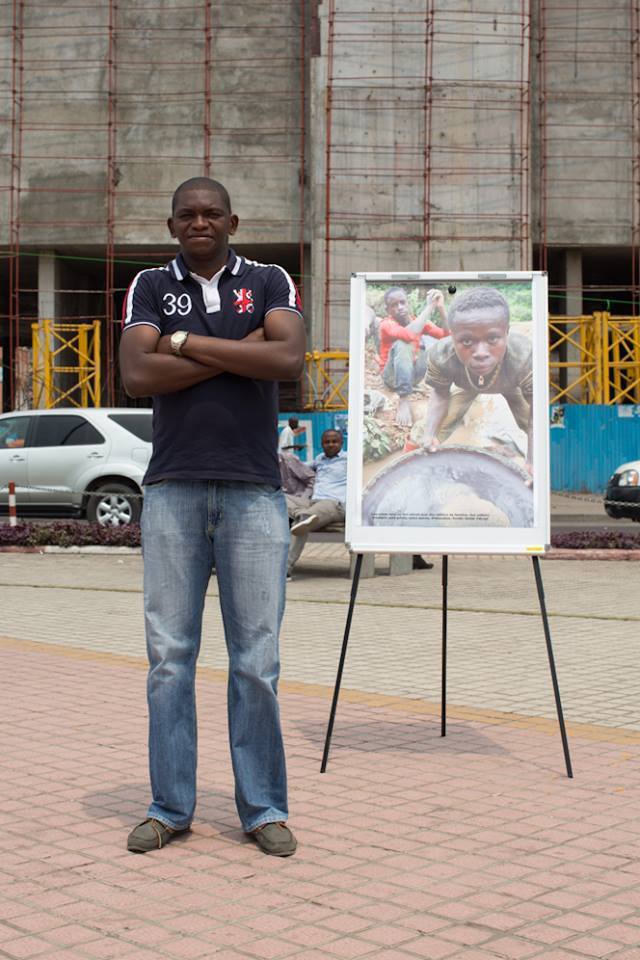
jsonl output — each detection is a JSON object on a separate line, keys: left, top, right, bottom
{"left": 121, "top": 248, "right": 303, "bottom": 486}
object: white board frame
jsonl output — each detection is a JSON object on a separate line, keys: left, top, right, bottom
{"left": 345, "top": 271, "right": 550, "bottom": 555}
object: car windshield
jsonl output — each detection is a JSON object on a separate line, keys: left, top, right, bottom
{"left": 108, "top": 413, "right": 153, "bottom": 442}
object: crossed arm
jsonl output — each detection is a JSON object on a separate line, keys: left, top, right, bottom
{"left": 119, "top": 310, "right": 307, "bottom": 398}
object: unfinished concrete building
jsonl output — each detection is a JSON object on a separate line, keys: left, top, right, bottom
{"left": 0, "top": 0, "right": 638, "bottom": 409}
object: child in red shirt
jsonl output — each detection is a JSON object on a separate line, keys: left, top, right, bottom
{"left": 378, "top": 287, "right": 449, "bottom": 426}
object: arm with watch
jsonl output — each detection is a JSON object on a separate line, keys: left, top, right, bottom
{"left": 119, "top": 325, "right": 265, "bottom": 399}
{"left": 119, "top": 265, "right": 305, "bottom": 398}
{"left": 156, "top": 309, "right": 305, "bottom": 382}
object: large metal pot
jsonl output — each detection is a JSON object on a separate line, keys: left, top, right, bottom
{"left": 362, "top": 446, "right": 534, "bottom": 528}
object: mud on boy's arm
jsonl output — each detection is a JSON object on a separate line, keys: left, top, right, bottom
{"left": 421, "top": 385, "right": 451, "bottom": 452}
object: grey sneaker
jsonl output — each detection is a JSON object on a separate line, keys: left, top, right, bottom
{"left": 127, "top": 818, "right": 190, "bottom": 853}
{"left": 290, "top": 514, "right": 317, "bottom": 536}
{"left": 248, "top": 822, "right": 297, "bottom": 857}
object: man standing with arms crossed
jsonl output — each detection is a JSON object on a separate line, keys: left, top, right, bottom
{"left": 119, "top": 177, "right": 305, "bottom": 857}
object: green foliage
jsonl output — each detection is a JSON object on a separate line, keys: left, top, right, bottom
{"left": 366, "top": 280, "right": 532, "bottom": 326}
{"left": 362, "top": 415, "right": 392, "bottom": 462}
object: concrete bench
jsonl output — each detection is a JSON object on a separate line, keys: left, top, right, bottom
{"left": 306, "top": 526, "right": 413, "bottom": 578}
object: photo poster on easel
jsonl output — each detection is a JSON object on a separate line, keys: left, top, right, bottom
{"left": 345, "top": 272, "right": 550, "bottom": 555}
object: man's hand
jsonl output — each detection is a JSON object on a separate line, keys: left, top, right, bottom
{"left": 157, "top": 325, "right": 265, "bottom": 356}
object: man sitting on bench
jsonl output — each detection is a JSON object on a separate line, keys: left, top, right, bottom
{"left": 286, "top": 428, "right": 347, "bottom": 578}
{"left": 285, "top": 428, "right": 433, "bottom": 577}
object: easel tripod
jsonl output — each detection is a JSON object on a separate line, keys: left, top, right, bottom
{"left": 321, "top": 553, "right": 573, "bottom": 779}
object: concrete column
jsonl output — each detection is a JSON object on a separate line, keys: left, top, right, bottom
{"left": 565, "top": 249, "right": 583, "bottom": 316}
{"left": 38, "top": 252, "right": 57, "bottom": 321}
{"left": 564, "top": 249, "right": 583, "bottom": 397}
{"left": 35, "top": 252, "right": 58, "bottom": 408}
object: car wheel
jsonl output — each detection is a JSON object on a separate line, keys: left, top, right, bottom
{"left": 86, "top": 481, "right": 141, "bottom": 526}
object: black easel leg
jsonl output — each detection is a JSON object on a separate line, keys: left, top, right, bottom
{"left": 320, "top": 553, "right": 364, "bottom": 773}
{"left": 532, "top": 556, "right": 574, "bottom": 779}
{"left": 441, "top": 554, "right": 448, "bottom": 737}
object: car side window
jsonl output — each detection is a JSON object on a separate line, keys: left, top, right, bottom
{"left": 32, "top": 416, "right": 105, "bottom": 447}
{"left": 0, "top": 416, "right": 32, "bottom": 449}
{"left": 107, "top": 413, "right": 153, "bottom": 442}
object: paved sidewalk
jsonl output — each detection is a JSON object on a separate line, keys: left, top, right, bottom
{"left": 1, "top": 549, "right": 640, "bottom": 960}
{"left": 1, "top": 551, "right": 639, "bottom": 729}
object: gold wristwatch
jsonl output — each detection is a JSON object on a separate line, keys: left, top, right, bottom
{"left": 170, "top": 331, "right": 189, "bottom": 356}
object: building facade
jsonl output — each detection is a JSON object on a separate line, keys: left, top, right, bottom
{"left": 0, "top": 0, "right": 637, "bottom": 408}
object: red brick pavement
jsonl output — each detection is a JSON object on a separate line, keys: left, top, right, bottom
{"left": 1, "top": 637, "right": 640, "bottom": 960}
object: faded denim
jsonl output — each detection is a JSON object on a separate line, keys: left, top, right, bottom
{"left": 141, "top": 479, "right": 290, "bottom": 833}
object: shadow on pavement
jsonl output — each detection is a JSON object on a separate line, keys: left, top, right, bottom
{"left": 295, "top": 718, "right": 510, "bottom": 756}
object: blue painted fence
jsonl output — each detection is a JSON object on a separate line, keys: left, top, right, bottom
{"left": 550, "top": 405, "right": 640, "bottom": 493}
{"left": 281, "top": 406, "right": 640, "bottom": 493}
{"left": 278, "top": 412, "right": 348, "bottom": 462}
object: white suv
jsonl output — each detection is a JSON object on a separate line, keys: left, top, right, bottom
{"left": 0, "top": 408, "right": 152, "bottom": 525}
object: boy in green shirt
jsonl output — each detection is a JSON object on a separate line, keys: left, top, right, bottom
{"left": 420, "top": 287, "right": 533, "bottom": 474}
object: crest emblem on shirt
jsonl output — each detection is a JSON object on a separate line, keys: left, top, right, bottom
{"left": 233, "top": 288, "right": 254, "bottom": 314}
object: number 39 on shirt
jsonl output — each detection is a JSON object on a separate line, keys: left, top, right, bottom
{"left": 163, "top": 293, "right": 192, "bottom": 316}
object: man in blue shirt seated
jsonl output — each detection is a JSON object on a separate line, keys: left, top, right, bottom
{"left": 286, "top": 428, "right": 347, "bottom": 575}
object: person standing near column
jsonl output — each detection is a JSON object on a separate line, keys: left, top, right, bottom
{"left": 119, "top": 177, "right": 305, "bottom": 857}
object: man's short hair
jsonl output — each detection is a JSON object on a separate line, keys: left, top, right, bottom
{"left": 447, "top": 287, "right": 510, "bottom": 328}
{"left": 171, "top": 177, "right": 232, "bottom": 213}
{"left": 322, "top": 428, "right": 342, "bottom": 440}
{"left": 383, "top": 286, "right": 406, "bottom": 306}
{"left": 288, "top": 417, "right": 299, "bottom": 428}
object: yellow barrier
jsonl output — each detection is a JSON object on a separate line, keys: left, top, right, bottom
{"left": 602, "top": 315, "right": 640, "bottom": 404}
{"left": 32, "top": 320, "right": 101, "bottom": 409}
{"left": 548, "top": 314, "right": 603, "bottom": 404}
{"left": 303, "top": 350, "right": 349, "bottom": 410}
{"left": 549, "top": 313, "right": 640, "bottom": 404}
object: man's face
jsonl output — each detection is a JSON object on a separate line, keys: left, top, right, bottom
{"left": 450, "top": 309, "right": 509, "bottom": 377}
{"left": 385, "top": 291, "right": 410, "bottom": 325}
{"left": 321, "top": 432, "right": 343, "bottom": 458}
{"left": 168, "top": 187, "right": 238, "bottom": 265}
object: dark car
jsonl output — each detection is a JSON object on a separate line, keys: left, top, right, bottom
{"left": 604, "top": 459, "right": 640, "bottom": 521}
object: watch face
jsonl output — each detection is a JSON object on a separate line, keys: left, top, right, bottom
{"left": 171, "top": 332, "right": 187, "bottom": 353}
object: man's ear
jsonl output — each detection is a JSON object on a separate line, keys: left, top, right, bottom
{"left": 229, "top": 214, "right": 239, "bottom": 236}
{"left": 167, "top": 216, "right": 176, "bottom": 238}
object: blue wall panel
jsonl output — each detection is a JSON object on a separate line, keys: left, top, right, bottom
{"left": 278, "top": 411, "right": 348, "bottom": 461}
{"left": 550, "top": 405, "right": 640, "bottom": 493}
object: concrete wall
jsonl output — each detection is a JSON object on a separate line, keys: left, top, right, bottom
{"left": 0, "top": 0, "right": 637, "bottom": 357}
{"left": 530, "top": 1, "right": 635, "bottom": 248}
{"left": 0, "top": 1, "right": 305, "bottom": 248}
{"left": 310, "top": 0, "right": 532, "bottom": 349}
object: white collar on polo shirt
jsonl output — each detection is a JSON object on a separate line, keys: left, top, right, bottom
{"left": 189, "top": 265, "right": 225, "bottom": 313}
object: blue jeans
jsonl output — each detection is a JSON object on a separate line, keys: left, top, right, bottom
{"left": 141, "top": 479, "right": 290, "bottom": 833}
{"left": 383, "top": 340, "right": 428, "bottom": 396}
